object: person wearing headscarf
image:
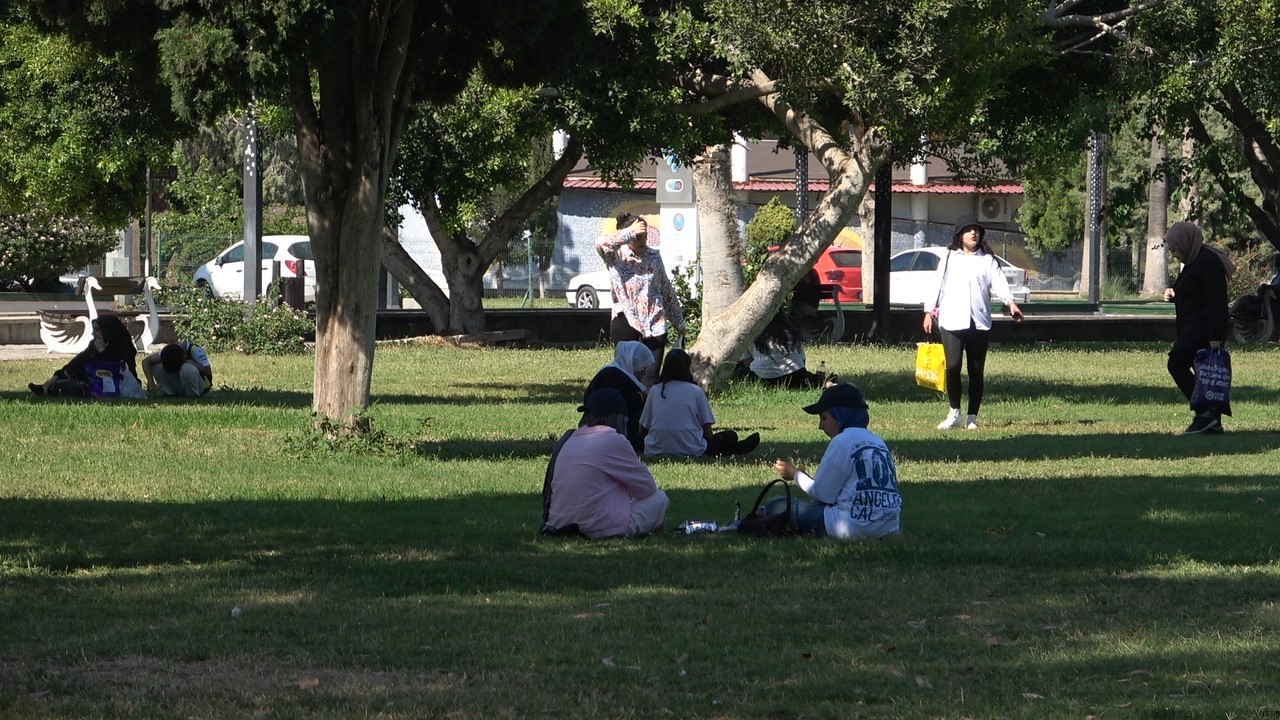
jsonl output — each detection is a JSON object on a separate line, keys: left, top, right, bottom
{"left": 597, "top": 212, "right": 687, "bottom": 385}
{"left": 582, "top": 341, "right": 655, "bottom": 454}
{"left": 29, "top": 315, "right": 139, "bottom": 396}
{"left": 735, "top": 312, "right": 830, "bottom": 389}
{"left": 771, "top": 383, "right": 902, "bottom": 539}
{"left": 1162, "top": 220, "right": 1234, "bottom": 434}
{"left": 922, "top": 216, "right": 1024, "bottom": 431}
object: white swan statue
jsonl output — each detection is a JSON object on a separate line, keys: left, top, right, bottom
{"left": 40, "top": 276, "right": 101, "bottom": 354}
{"left": 133, "top": 276, "right": 161, "bottom": 351}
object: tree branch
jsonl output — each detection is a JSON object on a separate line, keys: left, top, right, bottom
{"left": 418, "top": 193, "right": 471, "bottom": 254}
{"left": 1185, "top": 112, "right": 1280, "bottom": 244}
{"left": 380, "top": 225, "right": 450, "bottom": 331}
{"left": 671, "top": 68, "right": 779, "bottom": 113}
{"left": 477, "top": 136, "right": 585, "bottom": 259}
{"left": 1042, "top": 0, "right": 1167, "bottom": 29}
{"left": 747, "top": 68, "right": 875, "bottom": 180}
{"left": 1219, "top": 89, "right": 1280, "bottom": 222}
{"left": 1042, "top": 0, "right": 1166, "bottom": 54}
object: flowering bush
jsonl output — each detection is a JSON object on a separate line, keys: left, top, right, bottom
{"left": 0, "top": 211, "right": 118, "bottom": 290}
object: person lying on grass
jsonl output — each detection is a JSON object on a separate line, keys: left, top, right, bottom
{"left": 542, "top": 388, "right": 670, "bottom": 539}
{"left": 772, "top": 383, "right": 902, "bottom": 539}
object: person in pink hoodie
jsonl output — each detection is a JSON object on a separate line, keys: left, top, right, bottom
{"left": 543, "top": 388, "right": 669, "bottom": 538}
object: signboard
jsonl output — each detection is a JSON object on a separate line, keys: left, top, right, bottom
{"left": 656, "top": 153, "right": 694, "bottom": 205}
{"left": 659, "top": 207, "right": 699, "bottom": 272}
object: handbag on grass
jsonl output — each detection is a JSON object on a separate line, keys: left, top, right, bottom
{"left": 915, "top": 342, "right": 947, "bottom": 393}
{"left": 737, "top": 478, "right": 799, "bottom": 537}
{"left": 85, "top": 360, "right": 127, "bottom": 398}
{"left": 1191, "top": 347, "right": 1232, "bottom": 416}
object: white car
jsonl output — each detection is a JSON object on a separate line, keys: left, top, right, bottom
{"left": 888, "top": 246, "right": 1031, "bottom": 306}
{"left": 193, "top": 235, "right": 316, "bottom": 301}
{"left": 565, "top": 270, "right": 614, "bottom": 309}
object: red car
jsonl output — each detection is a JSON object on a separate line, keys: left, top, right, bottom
{"left": 813, "top": 246, "right": 863, "bottom": 302}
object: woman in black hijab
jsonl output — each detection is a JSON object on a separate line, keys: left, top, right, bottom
{"left": 29, "top": 315, "right": 138, "bottom": 396}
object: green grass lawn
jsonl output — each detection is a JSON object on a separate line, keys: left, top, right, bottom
{"left": 2, "top": 341, "right": 1279, "bottom": 719}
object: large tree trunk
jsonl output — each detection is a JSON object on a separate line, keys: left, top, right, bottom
{"left": 441, "top": 243, "right": 489, "bottom": 332}
{"left": 688, "top": 68, "right": 886, "bottom": 389}
{"left": 290, "top": 3, "right": 416, "bottom": 426}
{"left": 693, "top": 145, "right": 744, "bottom": 319}
{"left": 1141, "top": 133, "right": 1170, "bottom": 297}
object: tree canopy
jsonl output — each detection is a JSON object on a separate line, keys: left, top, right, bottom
{"left": 613, "top": 0, "right": 1163, "bottom": 381}
{"left": 16, "top": 0, "right": 597, "bottom": 423}
{"left": 0, "top": 14, "right": 178, "bottom": 225}
{"left": 1098, "top": 1, "right": 1280, "bottom": 249}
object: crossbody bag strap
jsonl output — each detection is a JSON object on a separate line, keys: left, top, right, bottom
{"left": 933, "top": 250, "right": 952, "bottom": 310}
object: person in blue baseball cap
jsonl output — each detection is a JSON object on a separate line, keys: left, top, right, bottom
{"left": 772, "top": 383, "right": 902, "bottom": 539}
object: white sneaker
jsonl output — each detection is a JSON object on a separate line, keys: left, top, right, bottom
{"left": 965, "top": 415, "right": 979, "bottom": 430}
{"left": 937, "top": 408, "right": 962, "bottom": 430}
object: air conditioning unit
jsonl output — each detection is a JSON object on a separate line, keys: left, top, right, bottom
{"left": 978, "top": 195, "right": 1011, "bottom": 223}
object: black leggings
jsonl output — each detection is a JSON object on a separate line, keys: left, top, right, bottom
{"left": 704, "top": 430, "right": 753, "bottom": 457}
{"left": 1167, "top": 327, "right": 1210, "bottom": 405}
{"left": 939, "top": 324, "right": 991, "bottom": 415}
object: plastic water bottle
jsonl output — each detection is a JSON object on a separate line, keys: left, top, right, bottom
{"left": 719, "top": 501, "right": 742, "bottom": 532}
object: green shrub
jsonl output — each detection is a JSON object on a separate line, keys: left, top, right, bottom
{"left": 671, "top": 263, "right": 701, "bottom": 343}
{"left": 742, "top": 197, "right": 796, "bottom": 286}
{"left": 163, "top": 285, "right": 313, "bottom": 354}
{"left": 1226, "top": 245, "right": 1275, "bottom": 299}
{"left": 0, "top": 211, "right": 119, "bottom": 289}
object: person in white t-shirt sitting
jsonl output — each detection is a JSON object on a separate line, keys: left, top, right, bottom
{"left": 641, "top": 349, "right": 760, "bottom": 458}
{"left": 142, "top": 341, "right": 213, "bottom": 397}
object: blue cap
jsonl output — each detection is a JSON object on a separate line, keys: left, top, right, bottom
{"left": 578, "top": 388, "right": 628, "bottom": 416}
{"left": 802, "top": 383, "right": 868, "bottom": 414}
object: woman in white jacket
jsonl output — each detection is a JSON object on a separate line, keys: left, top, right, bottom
{"left": 922, "top": 216, "right": 1023, "bottom": 430}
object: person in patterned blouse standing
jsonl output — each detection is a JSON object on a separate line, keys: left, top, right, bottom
{"left": 597, "top": 212, "right": 687, "bottom": 386}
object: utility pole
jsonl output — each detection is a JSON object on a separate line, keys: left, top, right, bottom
{"left": 794, "top": 145, "right": 809, "bottom": 223}
{"left": 242, "top": 91, "right": 263, "bottom": 311}
{"left": 1084, "top": 131, "right": 1109, "bottom": 306}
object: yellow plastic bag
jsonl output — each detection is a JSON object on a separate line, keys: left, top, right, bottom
{"left": 915, "top": 342, "right": 947, "bottom": 393}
